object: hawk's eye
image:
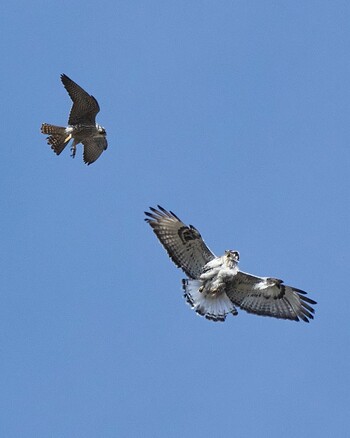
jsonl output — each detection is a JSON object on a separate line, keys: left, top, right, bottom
{"left": 226, "top": 250, "right": 239, "bottom": 261}
{"left": 230, "top": 251, "right": 239, "bottom": 260}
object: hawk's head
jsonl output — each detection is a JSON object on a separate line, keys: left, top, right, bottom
{"left": 225, "top": 250, "right": 240, "bottom": 263}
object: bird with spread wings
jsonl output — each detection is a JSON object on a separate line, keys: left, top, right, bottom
{"left": 145, "top": 206, "right": 316, "bottom": 322}
{"left": 41, "top": 74, "right": 107, "bottom": 165}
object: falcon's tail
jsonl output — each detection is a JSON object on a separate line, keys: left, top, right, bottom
{"left": 41, "top": 123, "right": 71, "bottom": 155}
{"left": 182, "top": 279, "right": 238, "bottom": 322}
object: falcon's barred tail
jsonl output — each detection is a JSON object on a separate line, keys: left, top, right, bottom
{"left": 182, "top": 279, "right": 238, "bottom": 322}
{"left": 41, "top": 123, "right": 71, "bottom": 155}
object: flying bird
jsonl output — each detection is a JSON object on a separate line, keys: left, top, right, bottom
{"left": 145, "top": 206, "right": 316, "bottom": 323}
{"left": 41, "top": 74, "right": 107, "bottom": 165}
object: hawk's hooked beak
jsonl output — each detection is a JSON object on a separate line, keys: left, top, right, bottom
{"left": 225, "top": 250, "right": 240, "bottom": 262}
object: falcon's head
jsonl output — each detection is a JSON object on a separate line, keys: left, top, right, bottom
{"left": 96, "top": 124, "right": 107, "bottom": 135}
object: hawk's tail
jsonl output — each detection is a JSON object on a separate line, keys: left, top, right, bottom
{"left": 41, "top": 123, "right": 71, "bottom": 155}
{"left": 182, "top": 279, "right": 238, "bottom": 322}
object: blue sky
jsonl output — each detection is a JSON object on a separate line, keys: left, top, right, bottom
{"left": 1, "top": 1, "right": 349, "bottom": 436}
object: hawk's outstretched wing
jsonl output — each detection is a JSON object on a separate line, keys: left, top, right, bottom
{"left": 82, "top": 136, "right": 108, "bottom": 165}
{"left": 145, "top": 206, "right": 215, "bottom": 279}
{"left": 61, "top": 74, "right": 100, "bottom": 126}
{"left": 226, "top": 271, "right": 316, "bottom": 322}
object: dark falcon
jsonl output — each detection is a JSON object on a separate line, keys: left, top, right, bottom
{"left": 41, "top": 74, "right": 107, "bottom": 165}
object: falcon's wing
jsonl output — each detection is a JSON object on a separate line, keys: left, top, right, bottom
{"left": 82, "top": 136, "right": 108, "bottom": 165}
{"left": 61, "top": 74, "right": 100, "bottom": 125}
{"left": 145, "top": 206, "right": 215, "bottom": 279}
{"left": 226, "top": 271, "right": 316, "bottom": 322}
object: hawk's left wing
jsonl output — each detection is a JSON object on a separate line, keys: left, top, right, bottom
{"left": 82, "top": 136, "right": 108, "bottom": 165}
{"left": 226, "top": 271, "right": 316, "bottom": 322}
{"left": 61, "top": 74, "right": 100, "bottom": 126}
{"left": 145, "top": 206, "right": 215, "bottom": 279}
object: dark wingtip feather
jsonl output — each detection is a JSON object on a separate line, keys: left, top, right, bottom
{"left": 292, "top": 287, "right": 307, "bottom": 295}
{"left": 293, "top": 288, "right": 317, "bottom": 322}
{"left": 60, "top": 73, "right": 69, "bottom": 83}
{"left": 60, "top": 73, "right": 71, "bottom": 80}
{"left": 299, "top": 309, "right": 313, "bottom": 321}
{"left": 303, "top": 296, "right": 317, "bottom": 305}
{"left": 296, "top": 290, "right": 317, "bottom": 306}
{"left": 293, "top": 287, "right": 317, "bottom": 305}
{"left": 157, "top": 205, "right": 179, "bottom": 220}
{"left": 145, "top": 205, "right": 178, "bottom": 221}
{"left": 144, "top": 212, "right": 160, "bottom": 222}
{"left": 144, "top": 211, "right": 153, "bottom": 222}
{"left": 301, "top": 301, "right": 315, "bottom": 314}
{"left": 169, "top": 210, "right": 181, "bottom": 221}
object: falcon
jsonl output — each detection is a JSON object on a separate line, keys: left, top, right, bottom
{"left": 145, "top": 206, "right": 316, "bottom": 323}
{"left": 41, "top": 74, "right": 107, "bottom": 165}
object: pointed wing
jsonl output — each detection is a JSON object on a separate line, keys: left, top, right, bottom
{"left": 82, "top": 136, "right": 108, "bottom": 165}
{"left": 226, "top": 271, "right": 316, "bottom": 322}
{"left": 61, "top": 74, "right": 100, "bottom": 125}
{"left": 145, "top": 206, "right": 215, "bottom": 279}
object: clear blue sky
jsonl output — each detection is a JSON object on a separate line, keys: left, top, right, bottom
{"left": 1, "top": 1, "right": 349, "bottom": 437}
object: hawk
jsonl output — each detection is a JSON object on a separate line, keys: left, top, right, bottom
{"left": 145, "top": 206, "right": 317, "bottom": 323}
{"left": 41, "top": 74, "right": 107, "bottom": 165}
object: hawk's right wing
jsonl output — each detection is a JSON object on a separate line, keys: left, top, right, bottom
{"left": 61, "top": 74, "right": 100, "bottom": 126}
{"left": 145, "top": 206, "right": 215, "bottom": 279}
{"left": 226, "top": 271, "right": 316, "bottom": 322}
